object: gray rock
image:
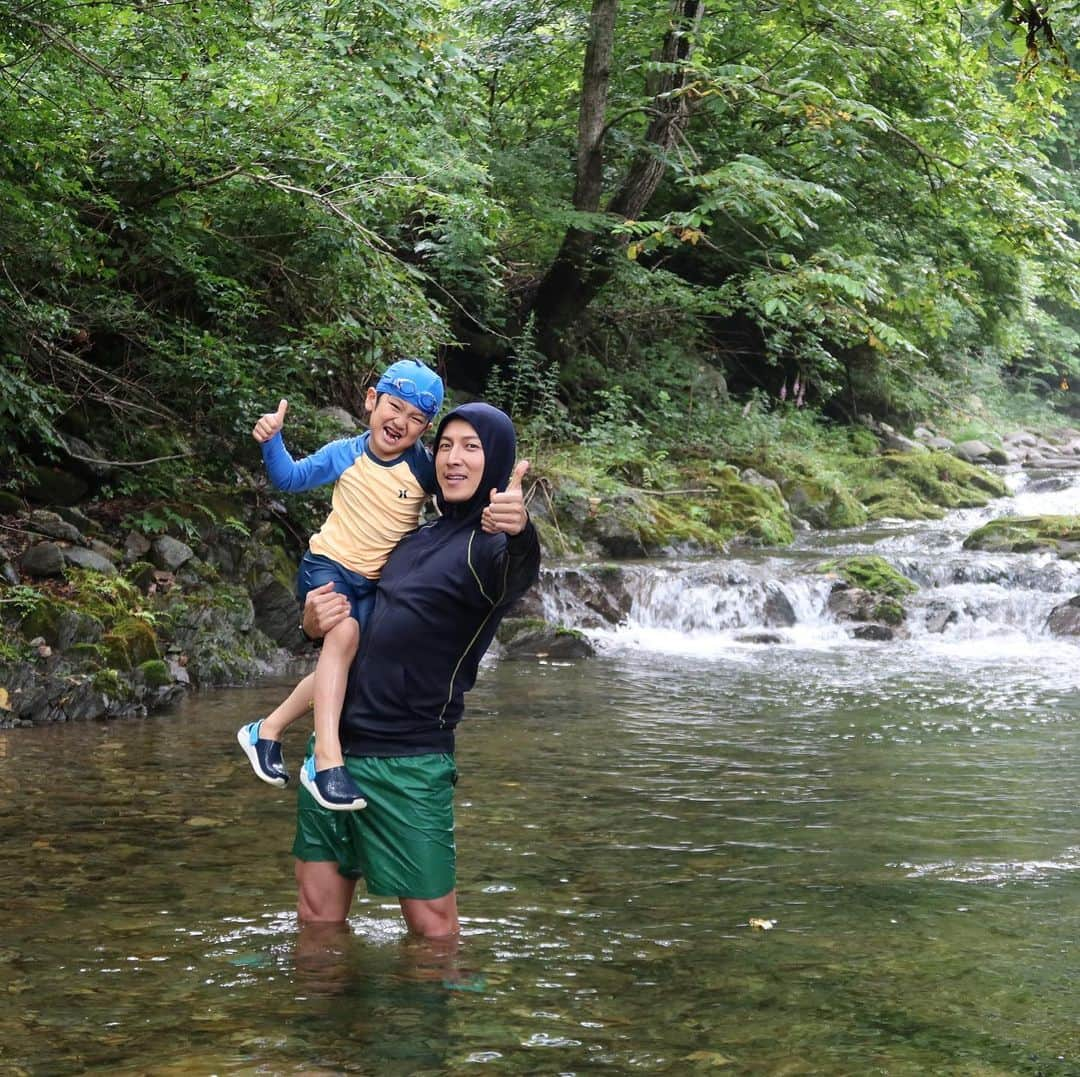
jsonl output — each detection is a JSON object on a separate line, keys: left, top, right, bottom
{"left": 55, "top": 505, "right": 95, "bottom": 533}
{"left": 151, "top": 535, "right": 195, "bottom": 571}
{"left": 56, "top": 609, "right": 104, "bottom": 649}
{"left": 498, "top": 621, "right": 595, "bottom": 660}
{"left": 1046, "top": 595, "right": 1080, "bottom": 636}
{"left": 61, "top": 547, "right": 118, "bottom": 575}
{"left": 1, "top": 558, "right": 18, "bottom": 585}
{"left": 58, "top": 432, "right": 113, "bottom": 479}
{"left": 124, "top": 531, "right": 152, "bottom": 562}
{"left": 926, "top": 436, "right": 955, "bottom": 451}
{"left": 881, "top": 430, "right": 927, "bottom": 454}
{"left": 734, "top": 631, "right": 784, "bottom": 644}
{"left": 19, "top": 542, "right": 66, "bottom": 578}
{"left": 763, "top": 585, "right": 797, "bottom": 627}
{"left": 28, "top": 509, "right": 84, "bottom": 544}
{"left": 953, "top": 439, "right": 993, "bottom": 463}
{"left": 252, "top": 578, "right": 304, "bottom": 649}
{"left": 924, "top": 602, "right": 959, "bottom": 634}
{"left": 318, "top": 405, "right": 360, "bottom": 432}
{"left": 852, "top": 624, "right": 895, "bottom": 641}
{"left": 739, "top": 468, "right": 785, "bottom": 500}
{"left": 60, "top": 679, "right": 110, "bottom": 721}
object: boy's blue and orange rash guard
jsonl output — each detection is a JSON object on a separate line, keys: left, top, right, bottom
{"left": 260, "top": 431, "right": 435, "bottom": 579}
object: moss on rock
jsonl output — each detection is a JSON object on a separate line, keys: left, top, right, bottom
{"left": 855, "top": 451, "right": 1007, "bottom": 515}
{"left": 102, "top": 616, "right": 161, "bottom": 670}
{"left": 820, "top": 555, "right": 918, "bottom": 598}
{"left": 137, "top": 658, "right": 171, "bottom": 688}
{"left": 962, "top": 515, "right": 1080, "bottom": 558}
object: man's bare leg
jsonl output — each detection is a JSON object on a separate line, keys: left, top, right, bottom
{"left": 399, "top": 891, "right": 459, "bottom": 938}
{"left": 296, "top": 859, "right": 356, "bottom": 923}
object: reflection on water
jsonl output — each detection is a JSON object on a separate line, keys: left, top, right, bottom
{"left": 2, "top": 646, "right": 1078, "bottom": 1075}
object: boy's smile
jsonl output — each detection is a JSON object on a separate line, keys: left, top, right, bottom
{"left": 365, "top": 387, "right": 430, "bottom": 461}
{"left": 436, "top": 419, "right": 485, "bottom": 502}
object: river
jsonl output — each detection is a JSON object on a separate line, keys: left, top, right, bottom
{"left": 2, "top": 468, "right": 1079, "bottom": 1074}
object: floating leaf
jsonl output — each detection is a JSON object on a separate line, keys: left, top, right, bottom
{"left": 748, "top": 917, "right": 776, "bottom": 931}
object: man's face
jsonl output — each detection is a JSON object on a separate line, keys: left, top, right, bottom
{"left": 364, "top": 387, "right": 431, "bottom": 461}
{"left": 435, "top": 419, "right": 485, "bottom": 502}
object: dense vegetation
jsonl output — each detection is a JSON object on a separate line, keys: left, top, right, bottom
{"left": 4, "top": 0, "right": 1080, "bottom": 501}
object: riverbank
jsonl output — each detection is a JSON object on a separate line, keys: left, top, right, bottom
{"left": 3, "top": 414, "right": 1079, "bottom": 726}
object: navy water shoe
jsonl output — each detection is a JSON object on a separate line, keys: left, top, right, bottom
{"left": 237, "top": 721, "right": 289, "bottom": 787}
{"left": 300, "top": 757, "right": 367, "bottom": 811}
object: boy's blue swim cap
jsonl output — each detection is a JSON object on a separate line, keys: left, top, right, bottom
{"left": 375, "top": 358, "right": 444, "bottom": 419}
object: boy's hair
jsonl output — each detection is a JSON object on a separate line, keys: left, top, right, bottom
{"left": 375, "top": 359, "right": 444, "bottom": 420}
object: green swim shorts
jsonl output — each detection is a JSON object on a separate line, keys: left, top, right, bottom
{"left": 292, "top": 747, "right": 458, "bottom": 900}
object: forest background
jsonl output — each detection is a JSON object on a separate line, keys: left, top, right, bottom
{"left": 4, "top": 0, "right": 1080, "bottom": 573}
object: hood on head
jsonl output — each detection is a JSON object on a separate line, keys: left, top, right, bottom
{"left": 433, "top": 402, "right": 517, "bottom": 519}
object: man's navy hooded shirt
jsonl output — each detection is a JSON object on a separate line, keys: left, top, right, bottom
{"left": 339, "top": 403, "right": 542, "bottom": 757}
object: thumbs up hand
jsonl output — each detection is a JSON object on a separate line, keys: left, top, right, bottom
{"left": 253, "top": 399, "right": 289, "bottom": 443}
{"left": 481, "top": 460, "right": 530, "bottom": 535}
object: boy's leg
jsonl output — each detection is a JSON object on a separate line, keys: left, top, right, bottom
{"left": 260, "top": 671, "right": 315, "bottom": 740}
{"left": 311, "top": 616, "right": 360, "bottom": 771}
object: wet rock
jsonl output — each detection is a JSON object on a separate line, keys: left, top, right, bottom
{"left": 554, "top": 565, "right": 633, "bottom": 626}
{"left": 27, "top": 509, "right": 84, "bottom": 544}
{"left": 61, "top": 547, "right": 118, "bottom": 575}
{"left": 762, "top": 585, "right": 797, "bottom": 627}
{"left": 151, "top": 535, "right": 194, "bottom": 571}
{"left": 924, "top": 601, "right": 959, "bottom": 634}
{"left": 252, "top": 577, "right": 305, "bottom": 650}
{"left": 1046, "top": 596, "right": 1080, "bottom": 636}
{"left": 852, "top": 623, "right": 895, "bottom": 641}
{"left": 497, "top": 619, "right": 595, "bottom": 660}
{"left": 827, "top": 583, "right": 906, "bottom": 626}
{"left": 124, "top": 531, "right": 152, "bottom": 562}
{"left": 19, "top": 542, "right": 66, "bottom": 578}
{"left": 735, "top": 631, "right": 784, "bottom": 644}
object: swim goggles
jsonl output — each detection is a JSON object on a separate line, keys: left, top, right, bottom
{"left": 379, "top": 376, "right": 440, "bottom": 416}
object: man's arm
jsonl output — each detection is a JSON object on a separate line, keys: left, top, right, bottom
{"left": 302, "top": 581, "right": 352, "bottom": 640}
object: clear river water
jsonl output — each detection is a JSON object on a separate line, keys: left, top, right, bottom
{"left": 2, "top": 468, "right": 1079, "bottom": 1075}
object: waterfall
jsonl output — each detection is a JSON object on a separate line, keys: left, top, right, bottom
{"left": 538, "top": 468, "right": 1080, "bottom": 657}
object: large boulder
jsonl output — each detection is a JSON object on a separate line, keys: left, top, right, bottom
{"left": 496, "top": 618, "right": 595, "bottom": 660}
{"left": 19, "top": 542, "right": 66, "bottom": 578}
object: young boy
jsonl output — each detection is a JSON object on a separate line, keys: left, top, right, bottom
{"left": 237, "top": 358, "right": 444, "bottom": 811}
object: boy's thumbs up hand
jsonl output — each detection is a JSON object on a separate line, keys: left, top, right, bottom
{"left": 253, "top": 398, "right": 289, "bottom": 443}
{"left": 481, "top": 460, "right": 530, "bottom": 535}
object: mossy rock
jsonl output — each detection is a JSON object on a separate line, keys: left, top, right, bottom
{"left": 102, "top": 616, "right": 161, "bottom": 670}
{"left": 781, "top": 476, "right": 867, "bottom": 530}
{"left": 856, "top": 479, "right": 946, "bottom": 521}
{"left": 20, "top": 599, "right": 66, "bottom": 645}
{"left": 136, "top": 659, "right": 172, "bottom": 688}
{"left": 641, "top": 467, "right": 795, "bottom": 549}
{"left": 92, "top": 668, "right": 125, "bottom": 696}
{"left": 820, "top": 555, "right": 918, "bottom": 598}
{"left": 962, "top": 515, "right": 1080, "bottom": 559}
{"left": 857, "top": 451, "right": 1007, "bottom": 511}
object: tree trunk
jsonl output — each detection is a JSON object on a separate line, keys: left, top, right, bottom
{"left": 531, "top": 0, "right": 705, "bottom": 362}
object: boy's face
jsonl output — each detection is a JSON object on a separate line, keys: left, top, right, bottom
{"left": 364, "top": 387, "right": 431, "bottom": 460}
{"left": 435, "top": 418, "right": 485, "bottom": 502}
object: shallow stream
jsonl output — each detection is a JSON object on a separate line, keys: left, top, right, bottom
{"left": 2, "top": 468, "right": 1079, "bottom": 1074}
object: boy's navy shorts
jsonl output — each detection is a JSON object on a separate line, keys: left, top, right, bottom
{"left": 297, "top": 551, "right": 377, "bottom": 630}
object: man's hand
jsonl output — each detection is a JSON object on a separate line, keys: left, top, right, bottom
{"left": 481, "top": 460, "right": 530, "bottom": 536}
{"left": 302, "top": 581, "right": 350, "bottom": 640}
{"left": 253, "top": 399, "right": 288, "bottom": 443}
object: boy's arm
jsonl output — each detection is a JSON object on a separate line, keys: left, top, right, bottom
{"left": 261, "top": 434, "right": 362, "bottom": 493}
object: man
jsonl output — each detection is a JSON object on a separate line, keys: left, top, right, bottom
{"left": 294, "top": 402, "right": 540, "bottom": 937}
